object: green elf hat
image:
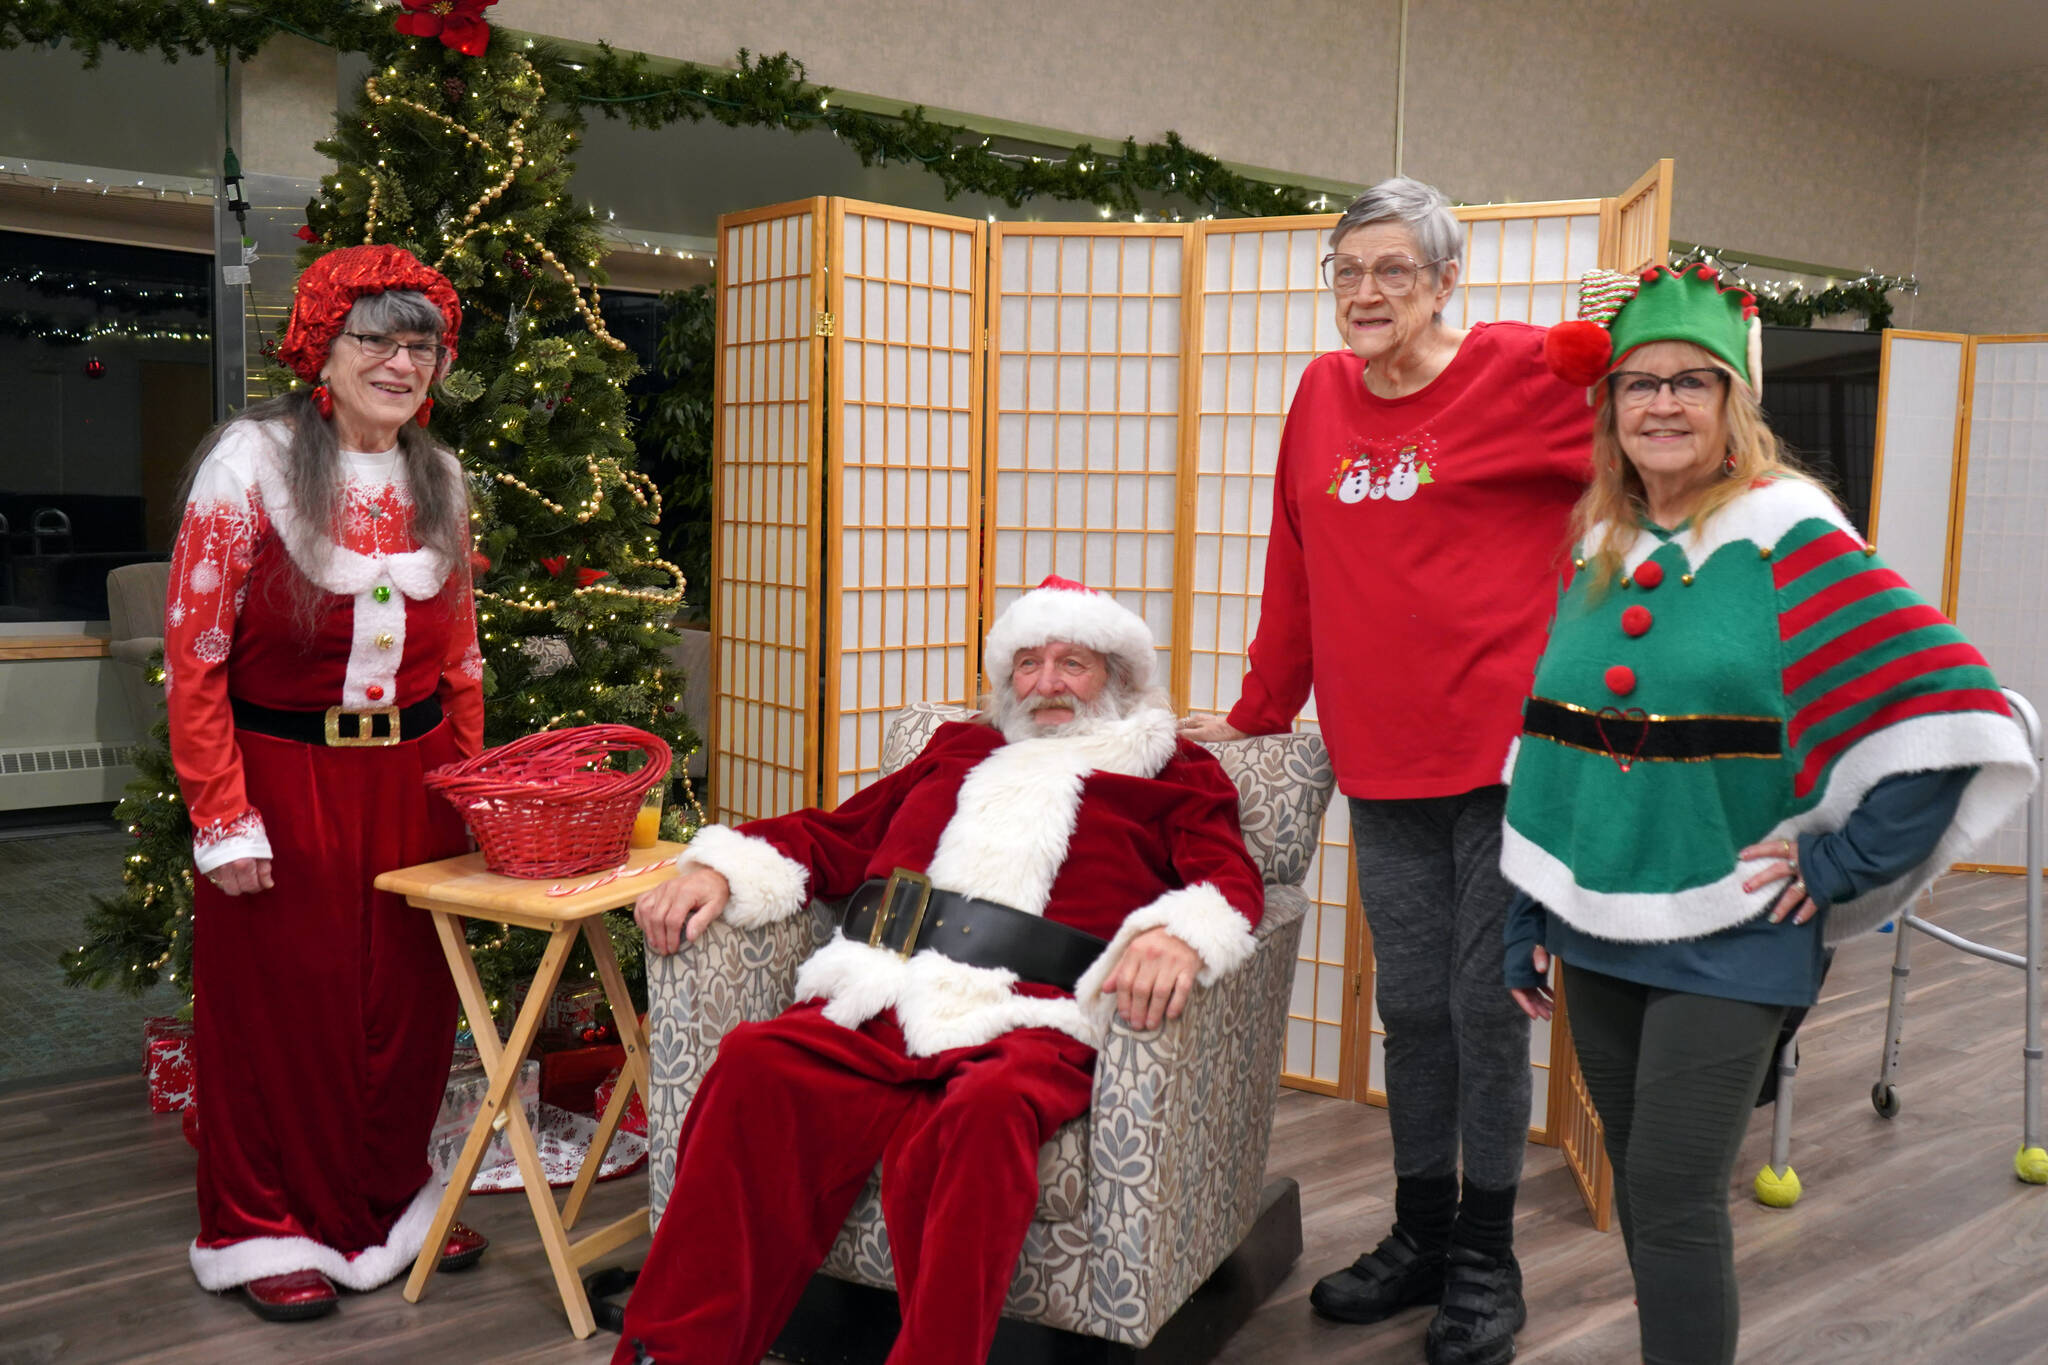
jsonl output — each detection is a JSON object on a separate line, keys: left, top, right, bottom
{"left": 1545, "top": 262, "right": 1763, "bottom": 392}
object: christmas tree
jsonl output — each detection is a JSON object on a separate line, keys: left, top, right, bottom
{"left": 66, "top": 10, "right": 699, "bottom": 1019}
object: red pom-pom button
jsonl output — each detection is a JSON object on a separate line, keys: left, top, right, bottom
{"left": 1605, "top": 665, "right": 1636, "bottom": 697}
{"left": 1633, "top": 560, "right": 1664, "bottom": 589}
{"left": 366, "top": 684, "right": 386, "bottom": 701}
{"left": 1621, "top": 605, "right": 1653, "bottom": 637}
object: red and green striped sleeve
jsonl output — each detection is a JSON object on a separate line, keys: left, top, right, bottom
{"left": 1772, "top": 521, "right": 2010, "bottom": 801}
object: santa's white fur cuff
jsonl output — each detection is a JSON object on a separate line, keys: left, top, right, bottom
{"left": 679, "top": 824, "right": 810, "bottom": 928}
{"left": 1072, "top": 882, "right": 1256, "bottom": 1027}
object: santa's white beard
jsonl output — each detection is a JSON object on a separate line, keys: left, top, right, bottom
{"left": 989, "top": 684, "right": 1128, "bottom": 744}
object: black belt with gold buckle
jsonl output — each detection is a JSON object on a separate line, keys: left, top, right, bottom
{"left": 842, "top": 870, "right": 1108, "bottom": 992}
{"left": 230, "top": 696, "right": 442, "bottom": 748}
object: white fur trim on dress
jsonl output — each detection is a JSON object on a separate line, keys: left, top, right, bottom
{"left": 1070, "top": 882, "right": 1257, "bottom": 1032}
{"left": 680, "top": 824, "right": 810, "bottom": 929}
{"left": 982, "top": 583, "right": 1161, "bottom": 691}
{"left": 923, "top": 707, "right": 1180, "bottom": 914}
{"left": 795, "top": 935, "right": 1095, "bottom": 1055}
{"left": 1587, "top": 476, "right": 1854, "bottom": 577}
{"left": 1504, "top": 710, "right": 2037, "bottom": 945}
{"left": 189, "top": 1178, "right": 441, "bottom": 1292}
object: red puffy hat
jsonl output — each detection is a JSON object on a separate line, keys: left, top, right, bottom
{"left": 275, "top": 244, "right": 462, "bottom": 384}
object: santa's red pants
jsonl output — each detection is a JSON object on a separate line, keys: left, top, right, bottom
{"left": 188, "top": 723, "right": 466, "bottom": 1290}
{"left": 613, "top": 1001, "right": 1096, "bottom": 1365}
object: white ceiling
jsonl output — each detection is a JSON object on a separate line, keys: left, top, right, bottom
{"left": 1688, "top": 0, "right": 2048, "bottom": 80}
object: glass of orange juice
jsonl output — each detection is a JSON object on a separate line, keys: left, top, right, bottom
{"left": 630, "top": 783, "right": 664, "bottom": 849}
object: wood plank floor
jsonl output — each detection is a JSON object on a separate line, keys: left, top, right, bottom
{"left": 4, "top": 871, "right": 2043, "bottom": 1364}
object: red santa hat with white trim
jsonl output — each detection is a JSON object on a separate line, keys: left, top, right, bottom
{"left": 982, "top": 575, "right": 1160, "bottom": 692}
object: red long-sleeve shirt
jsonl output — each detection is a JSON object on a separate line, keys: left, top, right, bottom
{"left": 1227, "top": 322, "right": 1593, "bottom": 798}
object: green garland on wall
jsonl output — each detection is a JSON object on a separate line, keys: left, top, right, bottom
{"left": 1673, "top": 246, "right": 1917, "bottom": 332}
{"left": 2, "top": 1, "right": 1323, "bottom": 219}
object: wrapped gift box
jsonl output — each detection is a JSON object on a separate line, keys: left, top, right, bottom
{"left": 430, "top": 1060, "right": 539, "bottom": 1181}
{"left": 539, "top": 1043, "right": 624, "bottom": 1115}
{"left": 592, "top": 1067, "right": 647, "bottom": 1137}
{"left": 144, "top": 1016, "right": 197, "bottom": 1114}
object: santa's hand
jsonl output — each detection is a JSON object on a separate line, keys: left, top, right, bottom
{"left": 1104, "top": 927, "right": 1202, "bottom": 1031}
{"left": 635, "top": 866, "right": 731, "bottom": 954}
{"left": 209, "top": 857, "right": 274, "bottom": 896}
{"left": 1178, "top": 713, "right": 1245, "bottom": 744}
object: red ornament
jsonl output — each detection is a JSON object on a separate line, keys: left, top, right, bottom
{"left": 366, "top": 684, "right": 386, "bottom": 701}
{"left": 576, "top": 567, "right": 610, "bottom": 587}
{"left": 1621, "top": 605, "right": 1653, "bottom": 637}
{"left": 294, "top": 224, "right": 320, "bottom": 244}
{"left": 470, "top": 550, "right": 493, "bottom": 574}
{"left": 392, "top": 0, "right": 498, "bottom": 57}
{"left": 83, "top": 356, "right": 106, "bottom": 379}
{"left": 1605, "top": 664, "right": 1636, "bottom": 697}
{"left": 1543, "top": 319, "right": 1613, "bottom": 387}
{"left": 1633, "top": 560, "right": 1664, "bottom": 589}
{"left": 540, "top": 556, "right": 567, "bottom": 577}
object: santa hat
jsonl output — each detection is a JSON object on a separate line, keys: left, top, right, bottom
{"left": 982, "top": 575, "right": 1159, "bottom": 692}
{"left": 276, "top": 243, "right": 463, "bottom": 385}
{"left": 1545, "top": 263, "right": 1763, "bottom": 394}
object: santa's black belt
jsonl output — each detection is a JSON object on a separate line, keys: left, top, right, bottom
{"left": 1521, "top": 696, "right": 1782, "bottom": 764}
{"left": 841, "top": 871, "right": 1108, "bottom": 992}
{"left": 230, "top": 696, "right": 443, "bottom": 748}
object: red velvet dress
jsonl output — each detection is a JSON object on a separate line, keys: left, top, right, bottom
{"left": 164, "top": 421, "right": 483, "bottom": 1292}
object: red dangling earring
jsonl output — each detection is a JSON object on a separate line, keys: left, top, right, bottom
{"left": 311, "top": 383, "right": 334, "bottom": 419}
{"left": 1722, "top": 448, "right": 1737, "bottom": 476}
{"left": 415, "top": 396, "right": 434, "bottom": 428}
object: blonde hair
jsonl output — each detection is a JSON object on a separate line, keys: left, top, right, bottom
{"left": 1572, "top": 347, "right": 1823, "bottom": 595}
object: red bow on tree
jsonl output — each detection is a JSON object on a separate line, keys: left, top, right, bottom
{"left": 293, "top": 224, "right": 320, "bottom": 244}
{"left": 393, "top": 0, "right": 498, "bottom": 58}
{"left": 576, "top": 567, "right": 610, "bottom": 587}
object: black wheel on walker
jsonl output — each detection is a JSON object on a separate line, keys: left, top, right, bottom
{"left": 1872, "top": 1081, "right": 1901, "bottom": 1119}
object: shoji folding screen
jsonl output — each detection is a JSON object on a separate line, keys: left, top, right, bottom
{"left": 712, "top": 165, "right": 1673, "bottom": 1199}
{"left": 1876, "top": 332, "right": 2048, "bottom": 873}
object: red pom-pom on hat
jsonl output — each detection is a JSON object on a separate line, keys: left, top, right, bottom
{"left": 1545, "top": 319, "right": 1614, "bottom": 387}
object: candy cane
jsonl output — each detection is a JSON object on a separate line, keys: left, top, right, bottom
{"left": 546, "top": 854, "right": 681, "bottom": 898}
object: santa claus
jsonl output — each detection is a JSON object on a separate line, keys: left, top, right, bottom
{"left": 613, "top": 575, "right": 1265, "bottom": 1365}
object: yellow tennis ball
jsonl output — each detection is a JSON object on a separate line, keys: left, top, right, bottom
{"left": 2016, "top": 1146, "right": 2048, "bottom": 1185}
{"left": 1753, "top": 1164, "right": 1802, "bottom": 1208}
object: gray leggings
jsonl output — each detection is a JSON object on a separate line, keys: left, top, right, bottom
{"left": 1351, "top": 788, "right": 1531, "bottom": 1191}
{"left": 1562, "top": 963, "right": 1786, "bottom": 1365}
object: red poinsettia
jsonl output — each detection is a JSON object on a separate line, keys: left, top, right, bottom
{"left": 575, "top": 567, "right": 609, "bottom": 587}
{"left": 540, "top": 556, "right": 567, "bottom": 577}
{"left": 393, "top": 0, "right": 498, "bottom": 58}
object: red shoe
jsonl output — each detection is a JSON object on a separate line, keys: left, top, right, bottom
{"left": 439, "top": 1221, "right": 489, "bottom": 1272}
{"left": 242, "top": 1269, "right": 338, "bottom": 1322}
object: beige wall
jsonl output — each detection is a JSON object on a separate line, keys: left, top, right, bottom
{"left": 1911, "top": 66, "right": 2048, "bottom": 334}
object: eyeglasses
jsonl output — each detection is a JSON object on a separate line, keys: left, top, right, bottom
{"left": 1320, "top": 252, "right": 1449, "bottom": 296}
{"left": 341, "top": 331, "right": 447, "bottom": 368}
{"left": 1607, "top": 368, "right": 1729, "bottom": 408}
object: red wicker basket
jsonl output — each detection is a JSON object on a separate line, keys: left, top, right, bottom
{"left": 425, "top": 725, "right": 672, "bottom": 878}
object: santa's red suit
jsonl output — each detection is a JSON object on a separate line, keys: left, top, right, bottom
{"left": 615, "top": 626, "right": 1265, "bottom": 1363}
{"left": 165, "top": 418, "right": 483, "bottom": 1292}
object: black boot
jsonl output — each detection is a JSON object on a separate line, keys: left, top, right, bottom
{"left": 1308, "top": 1224, "right": 1448, "bottom": 1324}
{"left": 1423, "top": 1244, "right": 1526, "bottom": 1365}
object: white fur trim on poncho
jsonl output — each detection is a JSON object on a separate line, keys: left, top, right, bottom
{"left": 189, "top": 1179, "right": 440, "bottom": 1292}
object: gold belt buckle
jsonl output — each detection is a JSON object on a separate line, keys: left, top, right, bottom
{"left": 324, "top": 705, "right": 402, "bottom": 747}
{"left": 869, "top": 867, "right": 934, "bottom": 959}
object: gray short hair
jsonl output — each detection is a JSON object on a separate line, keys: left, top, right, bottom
{"left": 346, "top": 289, "right": 447, "bottom": 341}
{"left": 1330, "top": 177, "right": 1463, "bottom": 276}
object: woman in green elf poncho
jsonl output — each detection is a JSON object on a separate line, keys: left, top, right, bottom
{"left": 1499, "top": 263, "right": 2037, "bottom": 1365}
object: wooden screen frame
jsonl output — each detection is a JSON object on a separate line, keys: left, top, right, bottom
{"left": 708, "top": 197, "right": 828, "bottom": 825}
{"left": 1867, "top": 329, "right": 1973, "bottom": 610}
{"left": 822, "top": 199, "right": 990, "bottom": 808}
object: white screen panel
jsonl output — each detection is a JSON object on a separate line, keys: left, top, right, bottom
{"left": 714, "top": 205, "right": 818, "bottom": 824}
{"left": 1951, "top": 339, "right": 2048, "bottom": 868}
{"left": 1871, "top": 336, "right": 1966, "bottom": 603}
{"left": 986, "top": 226, "right": 1186, "bottom": 688}
{"left": 828, "top": 207, "right": 983, "bottom": 805}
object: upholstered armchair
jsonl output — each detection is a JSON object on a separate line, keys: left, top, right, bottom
{"left": 641, "top": 702, "right": 1335, "bottom": 1355}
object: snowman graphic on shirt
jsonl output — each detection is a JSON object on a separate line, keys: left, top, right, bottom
{"left": 1328, "top": 433, "right": 1439, "bottom": 506}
